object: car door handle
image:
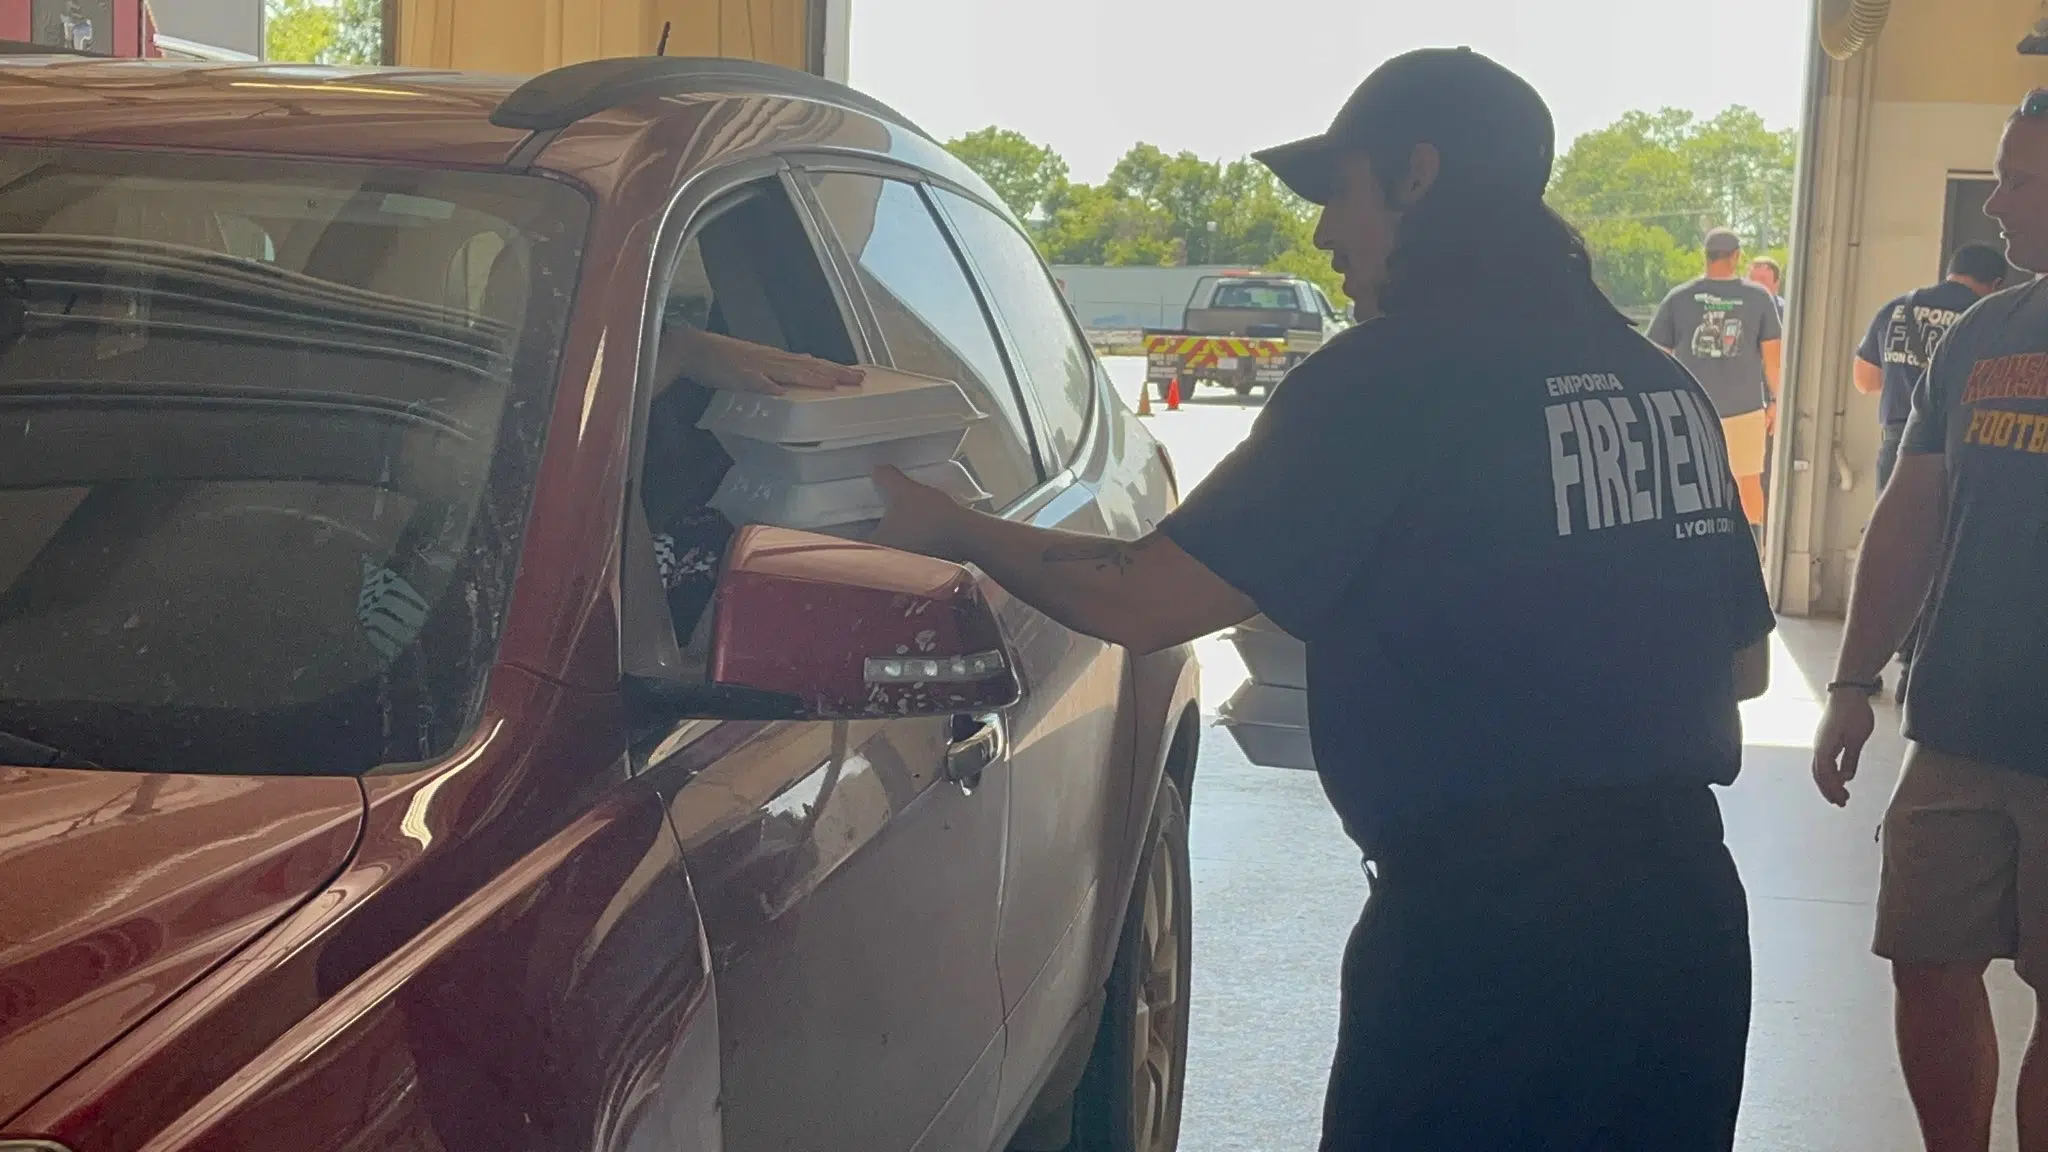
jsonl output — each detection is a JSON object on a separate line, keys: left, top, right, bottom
{"left": 946, "top": 713, "right": 1006, "bottom": 793}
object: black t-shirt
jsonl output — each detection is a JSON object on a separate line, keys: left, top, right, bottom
{"left": 1899, "top": 279, "right": 2048, "bottom": 774}
{"left": 1161, "top": 309, "right": 1776, "bottom": 855}
{"left": 1859, "top": 280, "right": 1980, "bottom": 428}
{"left": 1646, "top": 277, "right": 1784, "bottom": 418}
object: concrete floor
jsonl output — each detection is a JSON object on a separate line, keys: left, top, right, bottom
{"left": 1126, "top": 376, "right": 2042, "bottom": 1152}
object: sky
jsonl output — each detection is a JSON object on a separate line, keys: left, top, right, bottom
{"left": 849, "top": 0, "right": 1812, "bottom": 184}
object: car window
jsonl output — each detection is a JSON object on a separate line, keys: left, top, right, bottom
{"left": 0, "top": 148, "right": 587, "bottom": 777}
{"left": 1210, "top": 281, "right": 1303, "bottom": 310}
{"left": 639, "top": 179, "right": 861, "bottom": 660}
{"left": 803, "top": 172, "right": 1040, "bottom": 507}
{"left": 932, "top": 189, "right": 1095, "bottom": 466}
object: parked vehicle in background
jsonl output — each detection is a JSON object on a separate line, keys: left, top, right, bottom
{"left": 1054, "top": 263, "right": 1261, "bottom": 354}
{"left": 0, "top": 0, "right": 158, "bottom": 56}
{"left": 0, "top": 53, "right": 1199, "bottom": 1152}
{"left": 1143, "top": 273, "right": 1348, "bottom": 400}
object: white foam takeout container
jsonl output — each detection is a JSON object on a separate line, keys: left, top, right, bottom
{"left": 698, "top": 366, "right": 988, "bottom": 446}
{"left": 1227, "top": 623, "right": 1308, "bottom": 690}
{"left": 717, "top": 425, "right": 971, "bottom": 486}
{"left": 710, "top": 459, "right": 993, "bottom": 534}
{"left": 1217, "top": 681, "right": 1316, "bottom": 772}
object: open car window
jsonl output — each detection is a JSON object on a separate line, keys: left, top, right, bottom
{"left": 633, "top": 178, "right": 860, "bottom": 682}
{"left": 0, "top": 149, "right": 588, "bottom": 776}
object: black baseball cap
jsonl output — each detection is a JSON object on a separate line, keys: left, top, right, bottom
{"left": 1254, "top": 47, "right": 1555, "bottom": 207}
{"left": 1704, "top": 228, "right": 1743, "bottom": 259}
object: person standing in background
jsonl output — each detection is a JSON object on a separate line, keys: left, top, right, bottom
{"left": 1850, "top": 243, "right": 2005, "bottom": 701}
{"left": 1747, "top": 256, "right": 1788, "bottom": 516}
{"left": 1748, "top": 257, "right": 1787, "bottom": 316}
{"left": 1855, "top": 242, "right": 2008, "bottom": 494}
{"left": 1649, "top": 229, "right": 1785, "bottom": 533}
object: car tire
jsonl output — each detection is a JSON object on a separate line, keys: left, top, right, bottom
{"left": 1070, "top": 776, "right": 1191, "bottom": 1152}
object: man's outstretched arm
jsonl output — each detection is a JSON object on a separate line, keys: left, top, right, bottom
{"left": 870, "top": 467, "right": 1256, "bottom": 654}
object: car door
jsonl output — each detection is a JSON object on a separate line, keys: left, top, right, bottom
{"left": 927, "top": 187, "right": 1136, "bottom": 1121}
{"left": 623, "top": 163, "right": 1008, "bottom": 1152}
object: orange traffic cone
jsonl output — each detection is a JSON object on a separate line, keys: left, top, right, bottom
{"left": 1136, "top": 384, "right": 1154, "bottom": 417}
{"left": 1166, "top": 378, "right": 1182, "bottom": 412}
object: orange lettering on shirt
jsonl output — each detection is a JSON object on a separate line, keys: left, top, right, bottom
{"left": 1963, "top": 354, "right": 2048, "bottom": 404}
{"left": 1965, "top": 408, "right": 1991, "bottom": 445}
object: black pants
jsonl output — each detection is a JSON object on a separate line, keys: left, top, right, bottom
{"left": 1320, "top": 786, "right": 1751, "bottom": 1152}
{"left": 1874, "top": 423, "right": 1920, "bottom": 665}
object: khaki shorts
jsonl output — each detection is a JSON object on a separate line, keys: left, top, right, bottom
{"left": 1720, "top": 408, "right": 1768, "bottom": 479}
{"left": 1875, "top": 743, "right": 2048, "bottom": 983}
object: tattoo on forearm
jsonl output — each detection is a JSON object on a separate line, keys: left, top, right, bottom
{"left": 1042, "top": 536, "right": 1155, "bottom": 574}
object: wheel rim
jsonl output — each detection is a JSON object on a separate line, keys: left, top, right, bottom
{"left": 1127, "top": 828, "right": 1184, "bottom": 1151}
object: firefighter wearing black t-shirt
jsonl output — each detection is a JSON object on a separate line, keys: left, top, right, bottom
{"left": 874, "top": 48, "right": 1771, "bottom": 1152}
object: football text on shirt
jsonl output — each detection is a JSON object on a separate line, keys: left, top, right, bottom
{"left": 1958, "top": 354, "right": 2048, "bottom": 458}
{"left": 1543, "top": 377, "right": 1743, "bottom": 539}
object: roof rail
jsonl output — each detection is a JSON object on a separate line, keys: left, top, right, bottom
{"left": 489, "top": 56, "right": 931, "bottom": 140}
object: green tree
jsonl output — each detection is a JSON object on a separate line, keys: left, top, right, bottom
{"left": 945, "top": 136, "right": 1351, "bottom": 306}
{"left": 1038, "top": 183, "right": 1177, "bottom": 266}
{"left": 943, "top": 127, "right": 1071, "bottom": 227}
{"left": 1548, "top": 105, "right": 1797, "bottom": 308}
{"left": 1680, "top": 107, "right": 1798, "bottom": 254}
{"left": 265, "top": 0, "right": 383, "bottom": 65}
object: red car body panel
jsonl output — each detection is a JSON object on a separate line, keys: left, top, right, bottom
{"left": 13, "top": 670, "right": 720, "bottom": 1152}
{"left": 0, "top": 60, "right": 531, "bottom": 167}
{"left": 0, "top": 769, "right": 362, "bottom": 1123}
{"left": 0, "top": 59, "right": 1198, "bottom": 1152}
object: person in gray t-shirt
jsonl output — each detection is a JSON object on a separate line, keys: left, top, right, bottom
{"left": 1647, "top": 229, "right": 1785, "bottom": 527}
{"left": 1812, "top": 91, "right": 2048, "bottom": 1150}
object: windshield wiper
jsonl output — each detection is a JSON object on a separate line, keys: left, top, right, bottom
{"left": 0, "top": 729, "right": 97, "bottom": 769}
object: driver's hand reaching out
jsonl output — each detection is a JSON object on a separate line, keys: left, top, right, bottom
{"left": 658, "top": 325, "right": 863, "bottom": 395}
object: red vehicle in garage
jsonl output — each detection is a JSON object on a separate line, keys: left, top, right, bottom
{"left": 0, "top": 55, "right": 1200, "bottom": 1152}
{"left": 0, "top": 1, "right": 158, "bottom": 57}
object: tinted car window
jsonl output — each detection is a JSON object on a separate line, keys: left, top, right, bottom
{"left": 804, "top": 172, "right": 1039, "bottom": 507}
{"left": 1210, "top": 281, "right": 1303, "bottom": 310}
{"left": 0, "top": 149, "right": 585, "bottom": 776}
{"left": 933, "top": 189, "right": 1094, "bottom": 465}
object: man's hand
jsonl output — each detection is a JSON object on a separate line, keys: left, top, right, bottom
{"left": 869, "top": 466, "right": 1254, "bottom": 653}
{"left": 1812, "top": 688, "right": 1877, "bottom": 806}
{"left": 1765, "top": 402, "right": 1779, "bottom": 436}
{"left": 870, "top": 465, "right": 971, "bottom": 561}
{"left": 659, "top": 325, "right": 863, "bottom": 395}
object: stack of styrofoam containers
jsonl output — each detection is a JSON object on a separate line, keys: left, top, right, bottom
{"left": 703, "top": 368, "right": 994, "bottom": 538}
{"left": 1217, "top": 615, "right": 1316, "bottom": 771}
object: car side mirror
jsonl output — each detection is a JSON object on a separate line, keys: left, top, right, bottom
{"left": 704, "top": 525, "right": 1022, "bottom": 720}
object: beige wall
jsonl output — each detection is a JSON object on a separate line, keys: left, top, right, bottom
{"left": 394, "top": 0, "right": 846, "bottom": 78}
{"left": 1779, "top": 0, "right": 2048, "bottom": 614}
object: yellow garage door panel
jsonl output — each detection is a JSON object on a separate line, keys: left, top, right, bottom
{"left": 396, "top": 0, "right": 811, "bottom": 74}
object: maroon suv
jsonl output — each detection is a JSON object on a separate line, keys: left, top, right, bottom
{"left": 0, "top": 55, "right": 1200, "bottom": 1152}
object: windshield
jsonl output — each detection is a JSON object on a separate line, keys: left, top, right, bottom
{"left": 1208, "top": 281, "right": 1304, "bottom": 311}
{"left": 0, "top": 148, "right": 588, "bottom": 776}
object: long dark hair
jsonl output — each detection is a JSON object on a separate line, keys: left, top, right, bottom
{"left": 1363, "top": 141, "right": 1619, "bottom": 321}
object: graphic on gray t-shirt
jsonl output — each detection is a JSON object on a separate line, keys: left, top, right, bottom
{"left": 1647, "top": 277, "right": 1784, "bottom": 419}
{"left": 1899, "top": 279, "right": 2048, "bottom": 775}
